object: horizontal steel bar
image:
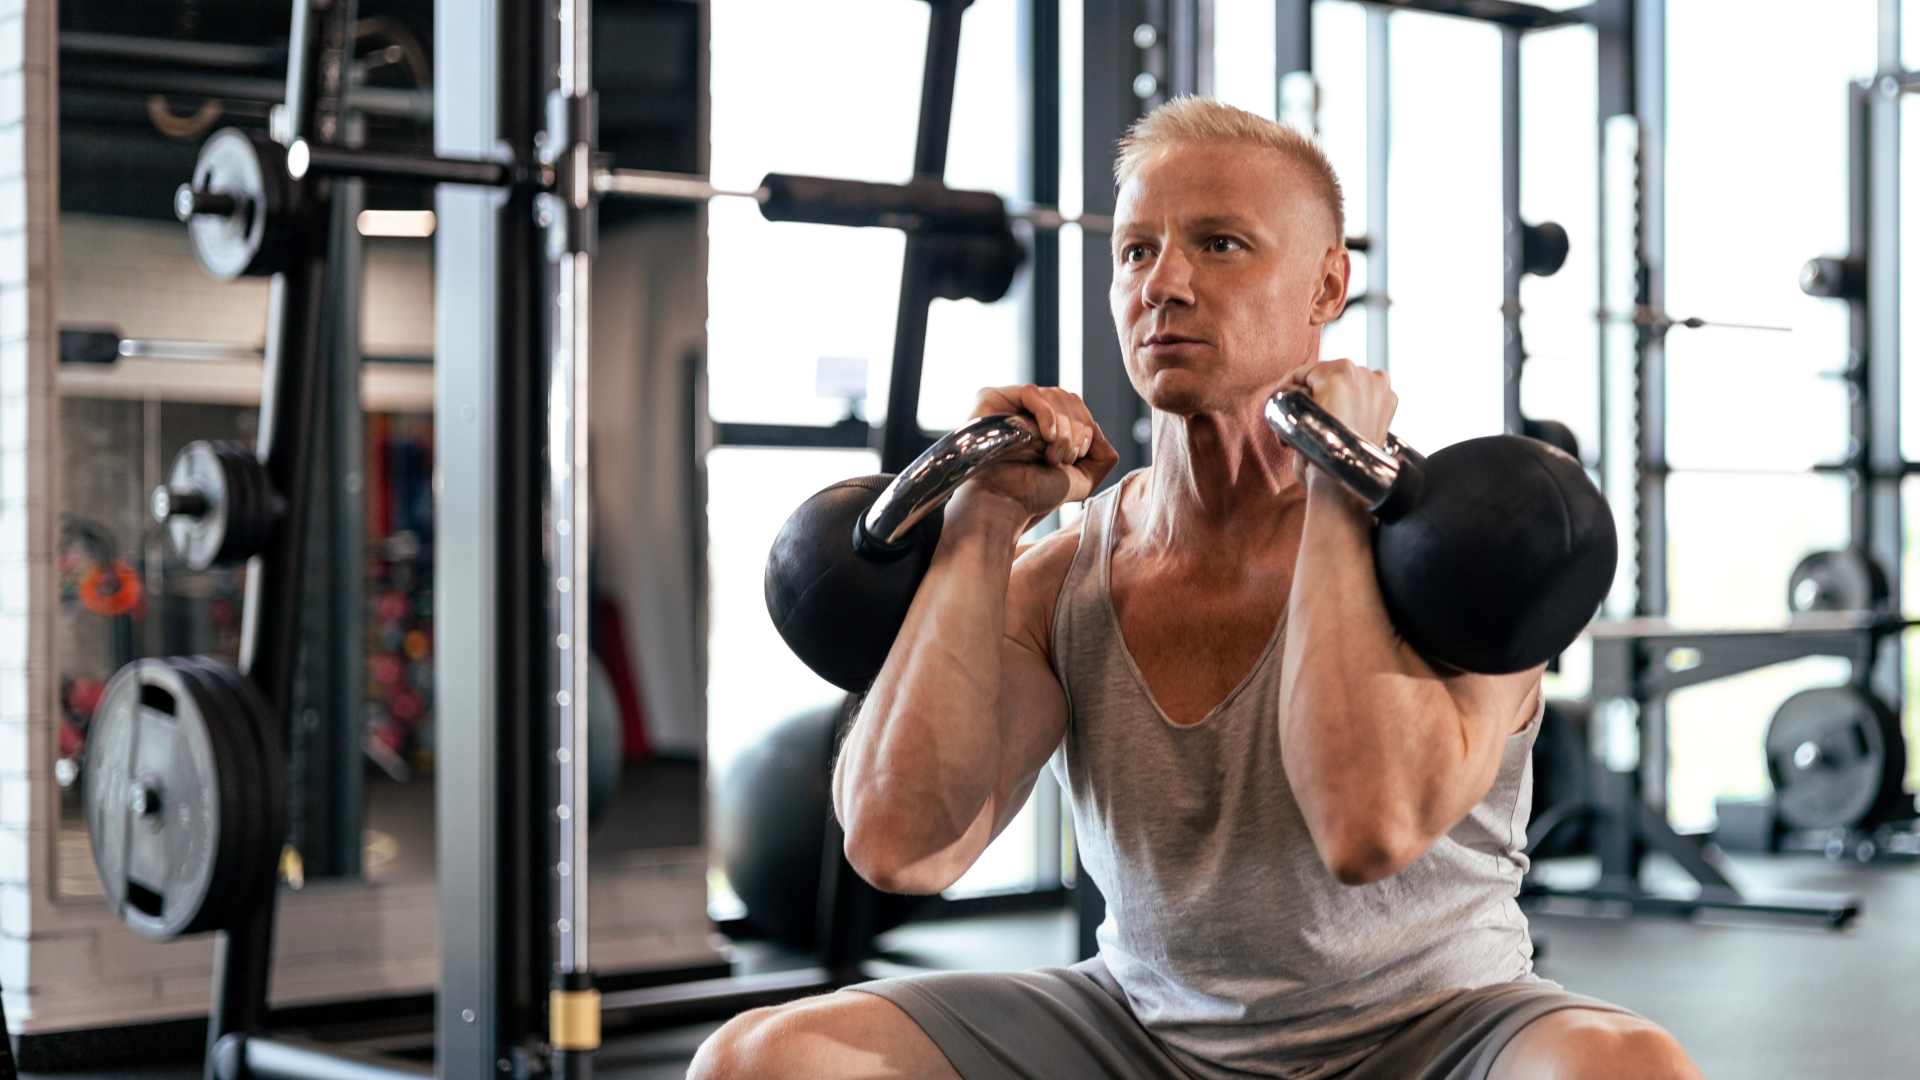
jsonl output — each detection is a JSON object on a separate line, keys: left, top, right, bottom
{"left": 60, "top": 65, "right": 431, "bottom": 119}
{"left": 1371, "top": 0, "right": 1591, "bottom": 31}
{"left": 714, "top": 420, "right": 873, "bottom": 449}
{"left": 599, "top": 967, "right": 840, "bottom": 1028}
{"left": 244, "top": 1036, "right": 431, "bottom": 1080}
{"left": 60, "top": 31, "right": 287, "bottom": 69}
{"left": 292, "top": 142, "right": 509, "bottom": 186}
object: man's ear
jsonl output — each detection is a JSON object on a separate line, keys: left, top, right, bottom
{"left": 1307, "top": 246, "right": 1351, "bottom": 327}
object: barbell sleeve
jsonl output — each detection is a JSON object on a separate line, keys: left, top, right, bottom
{"left": 858, "top": 414, "right": 1043, "bottom": 553}
{"left": 174, "top": 185, "right": 239, "bottom": 221}
{"left": 285, "top": 138, "right": 511, "bottom": 187}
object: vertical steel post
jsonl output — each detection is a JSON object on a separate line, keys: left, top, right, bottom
{"left": 497, "top": 0, "right": 553, "bottom": 1067}
{"left": 1633, "top": 0, "right": 1666, "bottom": 622}
{"left": 1365, "top": 8, "right": 1390, "bottom": 373}
{"left": 1501, "top": 28, "right": 1523, "bottom": 435}
{"left": 328, "top": 177, "right": 366, "bottom": 880}
{"left": 549, "top": 0, "right": 599, "bottom": 1070}
{"left": 1631, "top": 0, "right": 1668, "bottom": 812}
{"left": 1025, "top": 0, "right": 1061, "bottom": 389}
{"left": 434, "top": 0, "right": 501, "bottom": 1065}
{"left": 1082, "top": 0, "right": 1149, "bottom": 483}
{"left": 881, "top": 0, "right": 976, "bottom": 473}
{"left": 1868, "top": 0, "right": 1903, "bottom": 708}
{"left": 209, "top": 0, "right": 351, "bottom": 1060}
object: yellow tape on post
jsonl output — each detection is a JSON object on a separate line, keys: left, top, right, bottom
{"left": 549, "top": 988, "right": 602, "bottom": 1050}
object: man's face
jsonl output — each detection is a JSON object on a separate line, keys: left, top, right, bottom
{"left": 1108, "top": 142, "right": 1348, "bottom": 417}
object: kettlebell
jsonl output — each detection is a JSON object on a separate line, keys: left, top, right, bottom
{"left": 1265, "top": 391, "right": 1616, "bottom": 673}
{"left": 765, "top": 414, "right": 1042, "bottom": 691}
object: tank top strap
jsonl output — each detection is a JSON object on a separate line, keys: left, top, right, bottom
{"left": 1049, "top": 473, "right": 1139, "bottom": 714}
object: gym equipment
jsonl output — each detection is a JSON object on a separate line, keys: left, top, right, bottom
{"left": 1265, "top": 390, "right": 1617, "bottom": 674}
{"left": 1800, "top": 254, "right": 1866, "bottom": 301}
{"left": 177, "top": 128, "right": 301, "bottom": 281}
{"left": 1524, "top": 701, "right": 1594, "bottom": 860}
{"left": 1521, "top": 220, "right": 1569, "bottom": 277}
{"left": 151, "top": 439, "right": 283, "bottom": 571}
{"left": 1765, "top": 686, "right": 1907, "bottom": 831}
{"left": 176, "top": 136, "right": 1058, "bottom": 309}
{"left": 715, "top": 699, "right": 917, "bottom": 950}
{"left": 766, "top": 413, "right": 1042, "bottom": 691}
{"left": 1787, "top": 548, "right": 1889, "bottom": 614}
{"left": 82, "top": 658, "right": 286, "bottom": 940}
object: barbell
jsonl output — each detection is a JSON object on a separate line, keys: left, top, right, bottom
{"left": 766, "top": 390, "right": 1616, "bottom": 687}
{"left": 171, "top": 127, "right": 1111, "bottom": 303}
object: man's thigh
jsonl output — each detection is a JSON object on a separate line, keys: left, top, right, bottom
{"left": 690, "top": 990, "right": 959, "bottom": 1080}
{"left": 1488, "top": 1008, "right": 1703, "bottom": 1080}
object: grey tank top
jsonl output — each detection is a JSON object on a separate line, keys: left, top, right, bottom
{"left": 1049, "top": 477, "right": 1544, "bottom": 1080}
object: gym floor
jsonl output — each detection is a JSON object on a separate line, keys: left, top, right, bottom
{"left": 23, "top": 852, "right": 1918, "bottom": 1079}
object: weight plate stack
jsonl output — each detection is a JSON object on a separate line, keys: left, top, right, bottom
{"left": 1765, "top": 686, "right": 1908, "bottom": 831}
{"left": 82, "top": 658, "right": 285, "bottom": 940}
{"left": 161, "top": 440, "right": 280, "bottom": 570}
{"left": 1786, "top": 548, "right": 1889, "bottom": 614}
{"left": 186, "top": 128, "right": 300, "bottom": 280}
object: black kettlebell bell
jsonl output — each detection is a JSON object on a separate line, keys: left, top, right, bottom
{"left": 1266, "top": 391, "right": 1616, "bottom": 673}
{"left": 765, "top": 415, "right": 1043, "bottom": 691}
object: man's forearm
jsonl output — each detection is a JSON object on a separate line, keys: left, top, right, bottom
{"left": 1279, "top": 474, "right": 1510, "bottom": 883}
{"left": 834, "top": 489, "right": 1031, "bottom": 888}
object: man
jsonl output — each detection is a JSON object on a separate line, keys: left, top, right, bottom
{"left": 693, "top": 98, "right": 1701, "bottom": 1080}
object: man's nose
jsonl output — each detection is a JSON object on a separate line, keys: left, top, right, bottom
{"left": 1142, "top": 244, "right": 1195, "bottom": 309}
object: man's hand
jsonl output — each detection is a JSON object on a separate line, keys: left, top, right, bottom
{"left": 1276, "top": 360, "right": 1397, "bottom": 496}
{"left": 961, "top": 385, "right": 1120, "bottom": 528}
{"left": 1276, "top": 359, "right": 1396, "bottom": 444}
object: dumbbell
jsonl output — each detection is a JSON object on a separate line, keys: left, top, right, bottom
{"left": 1265, "top": 391, "right": 1615, "bottom": 672}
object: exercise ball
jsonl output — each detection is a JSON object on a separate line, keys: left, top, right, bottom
{"left": 714, "top": 697, "right": 918, "bottom": 950}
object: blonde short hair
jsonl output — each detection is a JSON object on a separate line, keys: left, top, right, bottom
{"left": 1114, "top": 96, "right": 1346, "bottom": 244}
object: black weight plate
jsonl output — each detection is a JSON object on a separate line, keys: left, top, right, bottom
{"left": 196, "top": 658, "right": 286, "bottom": 910}
{"left": 164, "top": 441, "right": 232, "bottom": 570}
{"left": 82, "top": 661, "right": 224, "bottom": 940}
{"left": 1766, "top": 686, "right": 1905, "bottom": 830}
{"left": 210, "top": 442, "right": 264, "bottom": 564}
{"left": 172, "top": 661, "right": 254, "bottom": 932}
{"left": 1787, "top": 549, "right": 1888, "bottom": 614}
{"left": 171, "top": 659, "right": 265, "bottom": 928}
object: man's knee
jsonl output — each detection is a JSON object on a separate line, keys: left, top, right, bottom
{"left": 1495, "top": 1009, "right": 1702, "bottom": 1080}
{"left": 688, "top": 991, "right": 953, "bottom": 1080}
{"left": 1560, "top": 1013, "right": 1700, "bottom": 1080}
{"left": 689, "top": 1003, "right": 794, "bottom": 1080}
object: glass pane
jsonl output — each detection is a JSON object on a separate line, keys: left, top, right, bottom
{"left": 1386, "top": 11, "right": 1504, "bottom": 450}
{"left": 1904, "top": 98, "right": 1920, "bottom": 461}
{"left": 1665, "top": 471, "right": 1850, "bottom": 629}
{"left": 56, "top": 399, "right": 258, "bottom": 896}
{"left": 706, "top": 447, "right": 879, "bottom": 780}
{"left": 1667, "top": 656, "right": 1852, "bottom": 833}
{"left": 1664, "top": 0, "right": 1875, "bottom": 473}
{"left": 1518, "top": 25, "right": 1598, "bottom": 461}
{"left": 1312, "top": 2, "right": 1368, "bottom": 236}
{"left": 707, "top": 0, "right": 928, "bottom": 427}
{"left": 1212, "top": 0, "right": 1276, "bottom": 119}
{"left": 922, "top": 0, "right": 1025, "bottom": 433}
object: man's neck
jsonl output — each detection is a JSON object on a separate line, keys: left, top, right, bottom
{"left": 1131, "top": 403, "right": 1304, "bottom": 554}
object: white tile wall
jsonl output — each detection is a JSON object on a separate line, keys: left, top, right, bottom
{"left": 0, "top": 0, "right": 33, "bottom": 1041}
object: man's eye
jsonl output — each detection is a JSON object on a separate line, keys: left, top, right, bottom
{"left": 1209, "top": 236, "right": 1242, "bottom": 253}
{"left": 1125, "top": 245, "right": 1151, "bottom": 263}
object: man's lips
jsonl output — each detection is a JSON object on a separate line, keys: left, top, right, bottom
{"left": 1142, "top": 332, "right": 1204, "bottom": 348}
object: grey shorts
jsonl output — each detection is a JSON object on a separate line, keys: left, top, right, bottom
{"left": 849, "top": 960, "right": 1630, "bottom": 1080}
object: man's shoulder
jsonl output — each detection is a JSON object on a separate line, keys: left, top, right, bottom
{"left": 1006, "top": 519, "right": 1084, "bottom": 651}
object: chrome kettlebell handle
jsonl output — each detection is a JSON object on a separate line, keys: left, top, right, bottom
{"left": 857, "top": 413, "right": 1046, "bottom": 554}
{"left": 1263, "top": 390, "right": 1424, "bottom": 520}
